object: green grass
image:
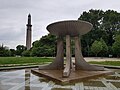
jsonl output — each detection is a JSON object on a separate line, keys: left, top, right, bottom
{"left": 0, "top": 57, "right": 53, "bottom": 67}
{"left": 89, "top": 61, "right": 120, "bottom": 66}
{"left": 0, "top": 57, "right": 120, "bottom": 68}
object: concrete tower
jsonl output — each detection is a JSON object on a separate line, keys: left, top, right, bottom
{"left": 26, "top": 14, "right": 32, "bottom": 50}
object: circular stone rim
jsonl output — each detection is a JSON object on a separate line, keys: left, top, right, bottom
{"left": 46, "top": 20, "right": 93, "bottom": 37}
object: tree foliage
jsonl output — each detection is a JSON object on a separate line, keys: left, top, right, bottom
{"left": 99, "top": 38, "right": 108, "bottom": 56}
{"left": 22, "top": 50, "right": 30, "bottom": 57}
{"left": 16, "top": 45, "right": 26, "bottom": 56}
{"left": 112, "top": 35, "right": 120, "bottom": 57}
{"left": 79, "top": 9, "right": 120, "bottom": 56}
{"left": 0, "top": 44, "right": 11, "bottom": 57}
{"left": 91, "top": 40, "right": 102, "bottom": 57}
{"left": 10, "top": 49, "right": 16, "bottom": 56}
{"left": 91, "top": 38, "right": 108, "bottom": 57}
{"left": 31, "top": 34, "right": 57, "bottom": 57}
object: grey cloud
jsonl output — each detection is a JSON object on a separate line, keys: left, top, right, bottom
{"left": 0, "top": 27, "right": 25, "bottom": 40}
{"left": 0, "top": 0, "right": 120, "bottom": 49}
{"left": 0, "top": 0, "right": 34, "bottom": 9}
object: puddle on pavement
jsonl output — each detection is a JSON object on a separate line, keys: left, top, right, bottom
{"left": 0, "top": 68, "right": 120, "bottom": 90}
{"left": 51, "top": 88, "right": 72, "bottom": 90}
{"left": 105, "top": 75, "right": 120, "bottom": 80}
{"left": 83, "top": 81, "right": 106, "bottom": 87}
{"left": 111, "top": 82, "right": 120, "bottom": 88}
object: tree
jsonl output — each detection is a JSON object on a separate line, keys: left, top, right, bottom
{"left": 32, "top": 40, "right": 40, "bottom": 47}
{"left": 0, "top": 44, "right": 11, "bottom": 57}
{"left": 91, "top": 40, "right": 102, "bottom": 57}
{"left": 102, "top": 10, "right": 120, "bottom": 46}
{"left": 16, "top": 45, "right": 26, "bottom": 56}
{"left": 22, "top": 50, "right": 30, "bottom": 57}
{"left": 112, "top": 35, "right": 120, "bottom": 57}
{"left": 30, "top": 47, "right": 40, "bottom": 56}
{"left": 10, "top": 49, "right": 16, "bottom": 56}
{"left": 99, "top": 38, "right": 108, "bottom": 56}
{"left": 108, "top": 46, "right": 113, "bottom": 56}
{"left": 79, "top": 9, "right": 106, "bottom": 56}
{"left": 31, "top": 34, "right": 57, "bottom": 57}
{"left": 78, "top": 9, "right": 120, "bottom": 56}
{"left": 91, "top": 38, "right": 108, "bottom": 57}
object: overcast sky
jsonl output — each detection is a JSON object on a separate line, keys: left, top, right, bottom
{"left": 0, "top": 0, "right": 120, "bottom": 49}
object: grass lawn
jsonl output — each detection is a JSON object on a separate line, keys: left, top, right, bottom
{"left": 89, "top": 61, "right": 120, "bottom": 66}
{"left": 0, "top": 57, "right": 120, "bottom": 68}
{"left": 0, "top": 57, "right": 53, "bottom": 67}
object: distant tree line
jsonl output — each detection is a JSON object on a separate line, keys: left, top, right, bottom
{"left": 0, "top": 34, "right": 57, "bottom": 57}
{"left": 0, "top": 44, "right": 27, "bottom": 57}
{"left": 0, "top": 9, "right": 120, "bottom": 57}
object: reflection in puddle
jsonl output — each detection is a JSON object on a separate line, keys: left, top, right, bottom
{"left": 25, "top": 69, "right": 30, "bottom": 90}
{"left": 0, "top": 69, "right": 120, "bottom": 90}
{"left": 51, "top": 88, "right": 72, "bottom": 90}
{"left": 111, "top": 82, "right": 120, "bottom": 88}
{"left": 106, "top": 75, "right": 120, "bottom": 80}
{"left": 39, "top": 77, "right": 50, "bottom": 83}
{"left": 83, "top": 81, "right": 106, "bottom": 87}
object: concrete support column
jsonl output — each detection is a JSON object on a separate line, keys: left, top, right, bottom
{"left": 75, "top": 36, "right": 104, "bottom": 70}
{"left": 63, "top": 35, "right": 71, "bottom": 77}
{"left": 39, "top": 36, "right": 64, "bottom": 70}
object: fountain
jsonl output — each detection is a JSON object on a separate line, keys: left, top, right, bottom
{"left": 32, "top": 20, "right": 112, "bottom": 82}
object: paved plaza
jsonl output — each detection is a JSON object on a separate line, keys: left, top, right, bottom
{"left": 0, "top": 69, "right": 120, "bottom": 90}
{"left": 84, "top": 57, "right": 120, "bottom": 62}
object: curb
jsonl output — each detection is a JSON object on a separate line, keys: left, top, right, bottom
{"left": 0, "top": 64, "right": 120, "bottom": 71}
{"left": 0, "top": 65, "right": 39, "bottom": 71}
{"left": 92, "top": 64, "right": 120, "bottom": 69}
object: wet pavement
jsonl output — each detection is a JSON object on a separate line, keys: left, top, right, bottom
{"left": 0, "top": 68, "right": 120, "bottom": 90}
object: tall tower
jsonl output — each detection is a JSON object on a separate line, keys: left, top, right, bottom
{"left": 26, "top": 14, "right": 32, "bottom": 50}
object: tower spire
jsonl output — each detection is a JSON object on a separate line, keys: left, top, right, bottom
{"left": 26, "top": 14, "right": 32, "bottom": 50}
{"left": 28, "top": 13, "right": 31, "bottom": 25}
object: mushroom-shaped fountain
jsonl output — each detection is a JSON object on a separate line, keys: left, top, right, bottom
{"left": 32, "top": 20, "right": 113, "bottom": 83}
{"left": 39, "top": 20, "right": 104, "bottom": 77}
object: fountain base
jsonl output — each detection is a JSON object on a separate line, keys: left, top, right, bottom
{"left": 31, "top": 69, "right": 113, "bottom": 83}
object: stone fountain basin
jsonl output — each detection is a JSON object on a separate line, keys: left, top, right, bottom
{"left": 46, "top": 20, "right": 93, "bottom": 37}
